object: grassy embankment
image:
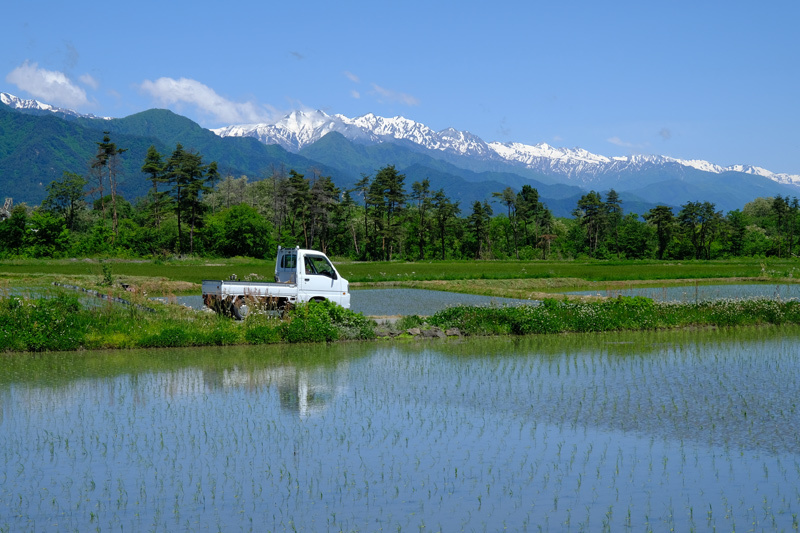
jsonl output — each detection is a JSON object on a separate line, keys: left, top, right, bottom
{"left": 2, "top": 257, "right": 800, "bottom": 352}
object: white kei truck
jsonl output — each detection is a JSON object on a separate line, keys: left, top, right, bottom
{"left": 202, "top": 246, "right": 350, "bottom": 319}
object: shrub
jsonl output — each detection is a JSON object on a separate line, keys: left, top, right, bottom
{"left": 0, "top": 293, "right": 88, "bottom": 352}
{"left": 279, "top": 300, "right": 375, "bottom": 343}
{"left": 281, "top": 302, "right": 340, "bottom": 343}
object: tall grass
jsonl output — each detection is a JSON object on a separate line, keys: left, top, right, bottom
{"left": 429, "top": 296, "right": 800, "bottom": 336}
{"left": 0, "top": 294, "right": 375, "bottom": 353}
{"left": 0, "top": 293, "right": 89, "bottom": 351}
{"left": 4, "top": 289, "right": 800, "bottom": 353}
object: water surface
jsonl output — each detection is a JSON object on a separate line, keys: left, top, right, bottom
{"left": 2, "top": 328, "right": 799, "bottom": 531}
{"left": 172, "top": 288, "right": 536, "bottom": 316}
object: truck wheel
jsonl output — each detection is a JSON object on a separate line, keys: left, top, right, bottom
{"left": 231, "top": 297, "right": 247, "bottom": 320}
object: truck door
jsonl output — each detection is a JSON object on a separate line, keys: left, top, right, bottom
{"left": 300, "top": 253, "right": 341, "bottom": 301}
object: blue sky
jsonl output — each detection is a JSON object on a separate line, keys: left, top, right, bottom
{"left": 3, "top": 0, "right": 799, "bottom": 174}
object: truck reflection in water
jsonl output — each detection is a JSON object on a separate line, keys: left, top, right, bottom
{"left": 208, "top": 361, "right": 351, "bottom": 418}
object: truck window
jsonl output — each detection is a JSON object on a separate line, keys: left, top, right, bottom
{"left": 305, "top": 255, "right": 336, "bottom": 278}
{"left": 281, "top": 254, "right": 297, "bottom": 270}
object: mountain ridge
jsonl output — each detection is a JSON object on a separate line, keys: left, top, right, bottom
{"left": 2, "top": 91, "right": 799, "bottom": 216}
{"left": 212, "top": 108, "right": 800, "bottom": 189}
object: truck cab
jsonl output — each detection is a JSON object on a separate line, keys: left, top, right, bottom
{"left": 276, "top": 247, "right": 350, "bottom": 308}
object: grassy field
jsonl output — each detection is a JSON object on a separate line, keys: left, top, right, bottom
{"left": 2, "top": 256, "right": 800, "bottom": 352}
{"left": 1, "top": 256, "right": 798, "bottom": 298}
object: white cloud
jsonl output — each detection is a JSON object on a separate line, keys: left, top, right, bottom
{"left": 139, "top": 77, "right": 274, "bottom": 124}
{"left": 344, "top": 71, "right": 360, "bottom": 83}
{"left": 79, "top": 73, "right": 99, "bottom": 89}
{"left": 371, "top": 83, "right": 419, "bottom": 106}
{"left": 607, "top": 136, "right": 637, "bottom": 149}
{"left": 5, "top": 60, "right": 89, "bottom": 108}
{"left": 350, "top": 90, "right": 361, "bottom": 99}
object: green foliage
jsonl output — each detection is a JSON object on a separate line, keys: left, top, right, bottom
{"left": 5, "top": 100, "right": 800, "bottom": 262}
{"left": 244, "top": 322, "right": 282, "bottom": 344}
{"left": 0, "top": 293, "right": 89, "bottom": 351}
{"left": 245, "top": 325, "right": 282, "bottom": 344}
{"left": 281, "top": 301, "right": 340, "bottom": 343}
{"left": 42, "top": 171, "right": 88, "bottom": 230}
{"left": 0, "top": 205, "right": 28, "bottom": 256}
{"left": 318, "top": 299, "right": 376, "bottom": 340}
{"left": 197, "top": 323, "right": 240, "bottom": 346}
{"left": 429, "top": 296, "right": 800, "bottom": 337}
{"left": 396, "top": 315, "right": 424, "bottom": 330}
{"left": 137, "top": 327, "right": 192, "bottom": 348}
{"left": 100, "top": 262, "right": 114, "bottom": 286}
{"left": 27, "top": 210, "right": 70, "bottom": 258}
{"left": 279, "top": 300, "right": 375, "bottom": 343}
{"left": 204, "top": 204, "right": 275, "bottom": 258}
{"left": 242, "top": 311, "right": 283, "bottom": 344}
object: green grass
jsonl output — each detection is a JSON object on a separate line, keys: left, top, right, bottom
{"left": 0, "top": 293, "right": 375, "bottom": 353}
{"left": 2, "top": 257, "right": 797, "bottom": 288}
{"left": 5, "top": 286, "right": 800, "bottom": 352}
{"left": 339, "top": 258, "right": 797, "bottom": 283}
{"left": 0, "top": 257, "right": 268, "bottom": 288}
{"left": 3, "top": 256, "right": 800, "bottom": 353}
{"left": 428, "top": 296, "right": 800, "bottom": 336}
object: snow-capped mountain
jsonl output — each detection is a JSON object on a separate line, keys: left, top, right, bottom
{"left": 213, "top": 109, "right": 800, "bottom": 188}
{"left": 3, "top": 89, "right": 799, "bottom": 194}
{"left": 212, "top": 110, "right": 500, "bottom": 159}
{"left": 0, "top": 92, "right": 109, "bottom": 120}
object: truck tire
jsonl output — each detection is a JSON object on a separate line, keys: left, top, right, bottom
{"left": 231, "top": 297, "right": 247, "bottom": 320}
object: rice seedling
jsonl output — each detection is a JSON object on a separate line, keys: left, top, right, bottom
{"left": 1, "top": 328, "right": 799, "bottom": 530}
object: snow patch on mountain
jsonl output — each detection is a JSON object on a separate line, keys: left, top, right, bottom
{"left": 0, "top": 92, "right": 110, "bottom": 120}
{"left": 211, "top": 109, "right": 800, "bottom": 187}
{"left": 6, "top": 89, "right": 798, "bottom": 189}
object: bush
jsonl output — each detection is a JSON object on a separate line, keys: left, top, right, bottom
{"left": 279, "top": 300, "right": 376, "bottom": 343}
{"left": 281, "top": 302, "right": 340, "bottom": 343}
{"left": 0, "top": 293, "right": 88, "bottom": 351}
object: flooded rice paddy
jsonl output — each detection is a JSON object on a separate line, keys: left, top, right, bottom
{"left": 2, "top": 327, "right": 800, "bottom": 531}
{"left": 149, "top": 283, "right": 800, "bottom": 316}
{"left": 170, "top": 288, "right": 535, "bottom": 316}
{"left": 351, "top": 288, "right": 535, "bottom": 316}
{"left": 567, "top": 282, "right": 800, "bottom": 302}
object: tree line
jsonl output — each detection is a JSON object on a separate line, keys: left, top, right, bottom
{"left": 1, "top": 133, "right": 799, "bottom": 261}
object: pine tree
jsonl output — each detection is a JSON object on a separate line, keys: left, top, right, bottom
{"left": 368, "top": 165, "right": 406, "bottom": 260}
{"left": 141, "top": 145, "right": 167, "bottom": 228}
{"left": 644, "top": 205, "right": 675, "bottom": 259}
{"left": 411, "top": 178, "right": 433, "bottom": 260}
